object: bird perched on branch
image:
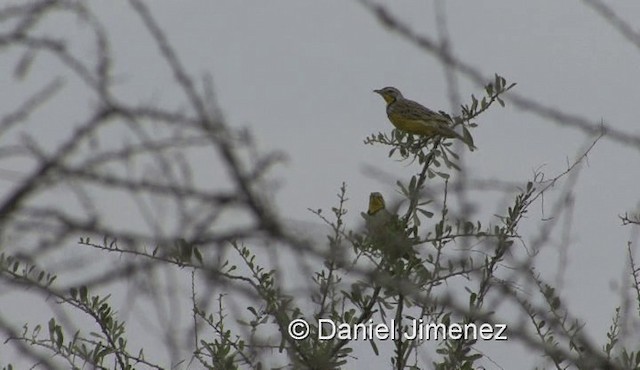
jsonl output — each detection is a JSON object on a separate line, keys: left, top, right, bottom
{"left": 361, "top": 192, "right": 415, "bottom": 261}
{"left": 374, "top": 86, "right": 475, "bottom": 150}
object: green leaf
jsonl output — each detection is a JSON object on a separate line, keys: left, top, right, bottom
{"left": 368, "top": 337, "right": 380, "bottom": 355}
{"left": 471, "top": 95, "right": 478, "bottom": 112}
{"left": 417, "top": 208, "right": 434, "bottom": 218}
{"left": 486, "top": 83, "right": 494, "bottom": 96}
{"left": 80, "top": 286, "right": 88, "bottom": 302}
{"left": 194, "top": 247, "right": 203, "bottom": 264}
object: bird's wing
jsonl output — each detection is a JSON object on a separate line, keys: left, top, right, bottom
{"left": 399, "top": 100, "right": 452, "bottom": 125}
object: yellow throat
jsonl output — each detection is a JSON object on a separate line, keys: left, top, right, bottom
{"left": 367, "top": 192, "right": 386, "bottom": 215}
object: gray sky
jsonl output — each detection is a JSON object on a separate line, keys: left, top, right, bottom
{"left": 2, "top": 1, "right": 640, "bottom": 368}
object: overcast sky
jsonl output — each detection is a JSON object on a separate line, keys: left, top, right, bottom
{"left": 2, "top": 1, "right": 640, "bottom": 368}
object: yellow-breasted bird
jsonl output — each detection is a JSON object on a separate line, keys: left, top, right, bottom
{"left": 374, "top": 86, "right": 475, "bottom": 150}
{"left": 361, "top": 192, "right": 415, "bottom": 261}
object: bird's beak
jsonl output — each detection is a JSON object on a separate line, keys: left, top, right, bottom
{"left": 373, "top": 89, "right": 381, "bottom": 95}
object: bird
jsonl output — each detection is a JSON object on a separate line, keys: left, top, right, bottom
{"left": 367, "top": 191, "right": 387, "bottom": 217}
{"left": 361, "top": 192, "right": 415, "bottom": 261}
{"left": 374, "top": 86, "right": 475, "bottom": 150}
